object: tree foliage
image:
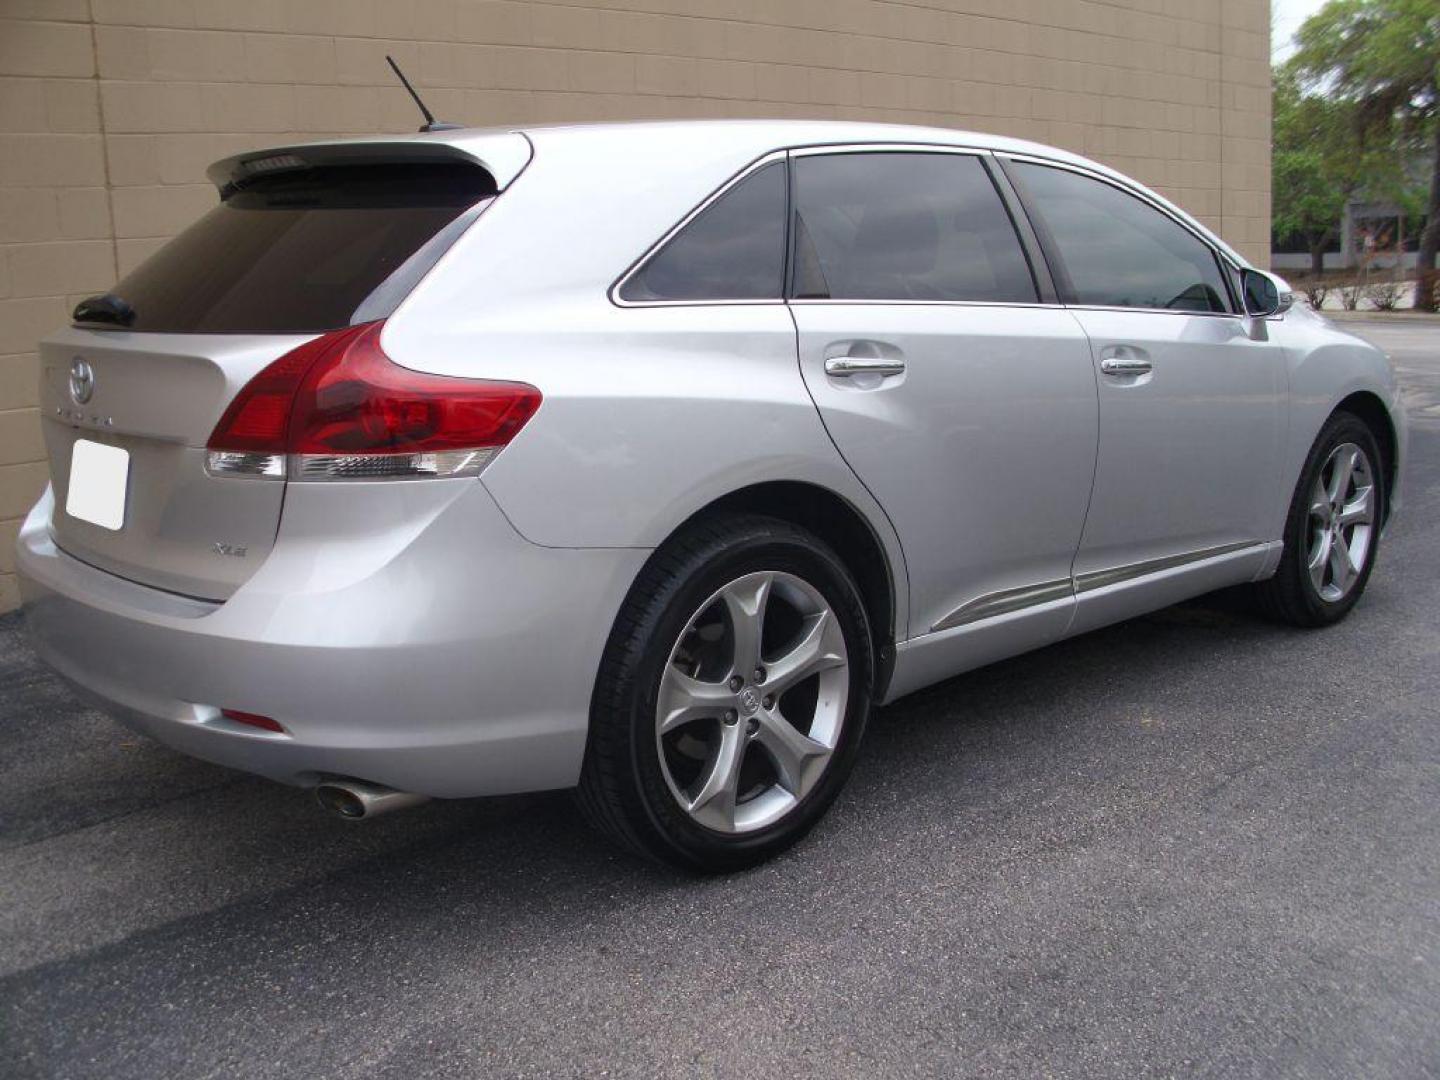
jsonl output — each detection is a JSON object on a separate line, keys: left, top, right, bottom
{"left": 1290, "top": 0, "right": 1438, "bottom": 125}
{"left": 1286, "top": 0, "right": 1440, "bottom": 306}
{"left": 1271, "top": 71, "right": 1401, "bottom": 271}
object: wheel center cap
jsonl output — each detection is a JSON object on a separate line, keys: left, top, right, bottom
{"left": 738, "top": 686, "right": 762, "bottom": 715}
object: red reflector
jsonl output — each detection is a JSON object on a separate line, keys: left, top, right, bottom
{"left": 206, "top": 320, "right": 542, "bottom": 461}
{"left": 221, "top": 709, "right": 285, "bottom": 733}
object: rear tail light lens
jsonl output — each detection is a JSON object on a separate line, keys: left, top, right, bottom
{"left": 205, "top": 321, "right": 541, "bottom": 481}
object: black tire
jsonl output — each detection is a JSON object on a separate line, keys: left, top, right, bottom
{"left": 576, "top": 513, "right": 874, "bottom": 873}
{"left": 1253, "top": 411, "right": 1386, "bottom": 627}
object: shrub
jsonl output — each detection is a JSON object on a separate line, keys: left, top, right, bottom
{"left": 1300, "top": 279, "right": 1331, "bottom": 309}
{"left": 1366, "top": 279, "right": 1403, "bottom": 311}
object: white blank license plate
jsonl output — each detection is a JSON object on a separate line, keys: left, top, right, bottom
{"left": 66, "top": 439, "right": 129, "bottom": 531}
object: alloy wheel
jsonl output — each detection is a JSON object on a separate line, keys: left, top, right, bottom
{"left": 655, "top": 570, "right": 850, "bottom": 834}
{"left": 1307, "top": 441, "right": 1376, "bottom": 603}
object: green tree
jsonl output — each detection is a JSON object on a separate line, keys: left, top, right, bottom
{"left": 1289, "top": 0, "right": 1440, "bottom": 308}
{"left": 1272, "top": 72, "right": 1396, "bottom": 276}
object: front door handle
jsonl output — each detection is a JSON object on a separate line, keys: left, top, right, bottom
{"left": 1099, "top": 347, "right": 1152, "bottom": 377}
{"left": 824, "top": 356, "right": 907, "bottom": 378}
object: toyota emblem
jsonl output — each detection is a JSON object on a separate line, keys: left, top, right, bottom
{"left": 69, "top": 357, "right": 94, "bottom": 405}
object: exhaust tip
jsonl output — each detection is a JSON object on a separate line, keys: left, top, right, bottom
{"left": 314, "top": 779, "right": 429, "bottom": 821}
{"left": 315, "top": 783, "right": 366, "bottom": 819}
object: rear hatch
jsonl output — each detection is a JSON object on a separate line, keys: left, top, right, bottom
{"left": 40, "top": 139, "right": 523, "bottom": 599}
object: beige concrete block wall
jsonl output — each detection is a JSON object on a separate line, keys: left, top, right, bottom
{"left": 0, "top": 0, "right": 1271, "bottom": 612}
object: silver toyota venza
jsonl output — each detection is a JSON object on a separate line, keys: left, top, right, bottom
{"left": 17, "top": 121, "right": 1405, "bottom": 871}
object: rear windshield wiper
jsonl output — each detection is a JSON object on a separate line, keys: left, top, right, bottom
{"left": 73, "top": 293, "right": 136, "bottom": 328}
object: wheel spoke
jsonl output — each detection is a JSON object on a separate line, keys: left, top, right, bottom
{"left": 1326, "top": 446, "right": 1357, "bottom": 506}
{"left": 1329, "top": 531, "right": 1358, "bottom": 595}
{"left": 687, "top": 723, "right": 747, "bottom": 831}
{"left": 720, "top": 573, "right": 772, "bottom": 679}
{"left": 751, "top": 710, "right": 830, "bottom": 797}
{"left": 657, "top": 665, "right": 733, "bottom": 733}
{"left": 1338, "top": 484, "right": 1374, "bottom": 527}
{"left": 1309, "top": 476, "right": 1332, "bottom": 523}
{"left": 762, "top": 610, "right": 847, "bottom": 696}
{"left": 1308, "top": 528, "right": 1332, "bottom": 593}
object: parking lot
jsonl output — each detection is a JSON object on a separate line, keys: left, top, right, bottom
{"left": 2, "top": 315, "right": 1437, "bottom": 1079}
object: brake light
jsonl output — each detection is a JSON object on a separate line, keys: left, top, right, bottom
{"left": 205, "top": 321, "right": 541, "bottom": 480}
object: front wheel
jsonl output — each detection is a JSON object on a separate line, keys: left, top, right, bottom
{"left": 577, "top": 514, "right": 874, "bottom": 872}
{"left": 1254, "top": 412, "right": 1385, "bottom": 627}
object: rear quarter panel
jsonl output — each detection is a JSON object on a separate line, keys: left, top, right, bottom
{"left": 387, "top": 293, "right": 911, "bottom": 640}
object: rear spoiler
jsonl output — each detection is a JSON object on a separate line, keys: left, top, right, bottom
{"left": 206, "top": 130, "right": 534, "bottom": 198}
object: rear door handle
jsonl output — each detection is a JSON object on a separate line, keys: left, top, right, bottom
{"left": 1098, "top": 347, "right": 1152, "bottom": 377}
{"left": 824, "top": 357, "right": 907, "bottom": 378}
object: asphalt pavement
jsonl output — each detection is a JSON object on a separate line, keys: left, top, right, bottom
{"left": 1, "top": 315, "right": 1437, "bottom": 1079}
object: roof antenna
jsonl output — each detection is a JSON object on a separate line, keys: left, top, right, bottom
{"left": 385, "top": 55, "right": 462, "bottom": 132}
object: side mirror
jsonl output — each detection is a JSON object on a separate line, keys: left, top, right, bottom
{"left": 1241, "top": 268, "right": 1293, "bottom": 317}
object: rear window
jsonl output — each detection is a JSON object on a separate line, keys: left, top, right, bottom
{"left": 90, "top": 162, "right": 496, "bottom": 334}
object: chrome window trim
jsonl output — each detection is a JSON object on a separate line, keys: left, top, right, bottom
{"left": 786, "top": 141, "right": 990, "bottom": 159}
{"left": 787, "top": 298, "right": 1058, "bottom": 310}
{"left": 999, "top": 152, "right": 1246, "bottom": 318}
{"left": 609, "top": 149, "right": 791, "bottom": 310}
{"left": 1061, "top": 303, "right": 1245, "bottom": 321}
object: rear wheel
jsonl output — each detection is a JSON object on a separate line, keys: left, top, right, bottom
{"left": 577, "top": 514, "right": 873, "bottom": 872}
{"left": 1254, "top": 412, "right": 1385, "bottom": 627}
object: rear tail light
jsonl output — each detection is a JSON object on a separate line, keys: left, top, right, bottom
{"left": 205, "top": 321, "right": 541, "bottom": 481}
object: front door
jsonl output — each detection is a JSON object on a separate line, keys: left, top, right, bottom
{"left": 1003, "top": 159, "right": 1285, "bottom": 624}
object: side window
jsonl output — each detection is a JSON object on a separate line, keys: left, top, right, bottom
{"left": 1011, "top": 162, "right": 1231, "bottom": 314}
{"left": 790, "top": 152, "right": 1037, "bottom": 303}
{"left": 619, "top": 161, "right": 786, "bottom": 302}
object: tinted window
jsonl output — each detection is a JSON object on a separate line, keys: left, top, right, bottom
{"left": 1012, "top": 162, "right": 1230, "bottom": 313}
{"left": 620, "top": 161, "right": 786, "bottom": 302}
{"left": 90, "top": 162, "right": 495, "bottom": 334}
{"left": 790, "top": 152, "right": 1037, "bottom": 303}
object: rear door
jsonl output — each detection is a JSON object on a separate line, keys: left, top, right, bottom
{"left": 1001, "top": 158, "right": 1284, "bottom": 620}
{"left": 40, "top": 157, "right": 499, "bottom": 599}
{"left": 788, "top": 148, "right": 1098, "bottom": 641}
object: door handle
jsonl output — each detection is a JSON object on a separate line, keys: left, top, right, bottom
{"left": 1099, "top": 349, "right": 1152, "bottom": 377}
{"left": 824, "top": 357, "right": 906, "bottom": 378}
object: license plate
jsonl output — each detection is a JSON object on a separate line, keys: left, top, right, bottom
{"left": 66, "top": 439, "right": 129, "bottom": 531}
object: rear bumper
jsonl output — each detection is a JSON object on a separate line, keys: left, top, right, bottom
{"left": 16, "top": 482, "right": 648, "bottom": 798}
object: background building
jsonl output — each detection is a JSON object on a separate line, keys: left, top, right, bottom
{"left": 0, "top": 0, "right": 1271, "bottom": 611}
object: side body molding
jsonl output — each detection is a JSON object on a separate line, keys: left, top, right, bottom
{"left": 888, "top": 540, "right": 1278, "bottom": 704}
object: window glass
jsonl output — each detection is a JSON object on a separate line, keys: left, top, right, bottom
{"left": 620, "top": 161, "right": 786, "bottom": 302}
{"left": 1012, "top": 162, "right": 1231, "bottom": 313}
{"left": 90, "top": 163, "right": 496, "bottom": 334}
{"left": 790, "top": 152, "right": 1037, "bottom": 303}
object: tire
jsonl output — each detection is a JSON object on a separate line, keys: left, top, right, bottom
{"left": 1253, "top": 411, "right": 1386, "bottom": 627}
{"left": 577, "top": 513, "right": 874, "bottom": 873}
